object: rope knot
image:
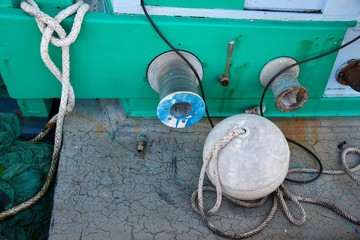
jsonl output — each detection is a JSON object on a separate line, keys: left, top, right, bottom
{"left": 1, "top": 0, "right": 89, "bottom": 222}
{"left": 20, "top": 0, "right": 89, "bottom": 114}
{"left": 230, "top": 128, "right": 247, "bottom": 138}
{"left": 21, "top": 0, "right": 90, "bottom": 47}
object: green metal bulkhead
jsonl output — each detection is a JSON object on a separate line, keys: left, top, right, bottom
{"left": 0, "top": 5, "right": 358, "bottom": 117}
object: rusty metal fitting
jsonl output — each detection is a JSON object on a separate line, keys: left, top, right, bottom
{"left": 219, "top": 75, "right": 230, "bottom": 86}
{"left": 136, "top": 134, "right": 148, "bottom": 155}
{"left": 245, "top": 106, "right": 266, "bottom": 115}
{"left": 260, "top": 57, "right": 308, "bottom": 112}
{"left": 336, "top": 59, "right": 360, "bottom": 92}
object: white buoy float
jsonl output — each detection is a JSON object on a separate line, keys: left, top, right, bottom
{"left": 203, "top": 114, "right": 290, "bottom": 200}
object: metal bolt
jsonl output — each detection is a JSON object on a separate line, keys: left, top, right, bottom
{"left": 220, "top": 75, "right": 230, "bottom": 86}
{"left": 245, "top": 106, "right": 266, "bottom": 115}
{"left": 136, "top": 134, "right": 148, "bottom": 155}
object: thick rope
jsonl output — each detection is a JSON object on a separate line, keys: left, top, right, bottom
{"left": 192, "top": 128, "right": 280, "bottom": 239}
{"left": 191, "top": 129, "right": 360, "bottom": 239}
{"left": 190, "top": 187, "right": 278, "bottom": 239}
{"left": 0, "top": 0, "right": 89, "bottom": 221}
{"left": 197, "top": 128, "right": 247, "bottom": 216}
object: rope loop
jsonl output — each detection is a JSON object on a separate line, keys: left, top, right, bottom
{"left": 341, "top": 147, "right": 360, "bottom": 185}
{"left": 0, "top": 0, "right": 89, "bottom": 221}
{"left": 197, "top": 128, "right": 246, "bottom": 216}
{"left": 192, "top": 125, "right": 360, "bottom": 240}
{"left": 21, "top": 0, "right": 89, "bottom": 115}
{"left": 21, "top": 0, "right": 89, "bottom": 48}
{"left": 276, "top": 185, "right": 306, "bottom": 226}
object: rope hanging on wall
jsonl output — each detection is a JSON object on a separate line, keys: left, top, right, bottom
{"left": 0, "top": 0, "right": 89, "bottom": 221}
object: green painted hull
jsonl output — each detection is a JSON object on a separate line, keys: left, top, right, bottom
{"left": 0, "top": 7, "right": 357, "bottom": 117}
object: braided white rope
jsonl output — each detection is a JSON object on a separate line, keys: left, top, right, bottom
{"left": 0, "top": 0, "right": 89, "bottom": 221}
{"left": 192, "top": 127, "right": 360, "bottom": 239}
{"left": 287, "top": 147, "right": 360, "bottom": 182}
{"left": 197, "top": 128, "right": 246, "bottom": 216}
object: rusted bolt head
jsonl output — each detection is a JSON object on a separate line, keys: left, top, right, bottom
{"left": 220, "top": 75, "right": 229, "bottom": 87}
{"left": 136, "top": 134, "right": 148, "bottom": 155}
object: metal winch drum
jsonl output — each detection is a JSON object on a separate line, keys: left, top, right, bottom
{"left": 147, "top": 51, "right": 205, "bottom": 128}
{"left": 260, "top": 57, "right": 309, "bottom": 112}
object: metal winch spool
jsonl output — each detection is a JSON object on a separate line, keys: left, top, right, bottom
{"left": 260, "top": 57, "right": 309, "bottom": 112}
{"left": 147, "top": 51, "right": 205, "bottom": 128}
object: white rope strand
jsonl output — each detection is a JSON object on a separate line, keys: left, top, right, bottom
{"left": 191, "top": 127, "right": 360, "bottom": 239}
{"left": 0, "top": 0, "right": 89, "bottom": 221}
{"left": 197, "top": 128, "right": 246, "bottom": 216}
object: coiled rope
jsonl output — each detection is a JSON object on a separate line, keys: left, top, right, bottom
{"left": 191, "top": 129, "right": 360, "bottom": 239}
{"left": 0, "top": 0, "right": 89, "bottom": 221}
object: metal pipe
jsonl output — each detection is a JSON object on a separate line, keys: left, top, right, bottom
{"left": 219, "top": 40, "right": 235, "bottom": 86}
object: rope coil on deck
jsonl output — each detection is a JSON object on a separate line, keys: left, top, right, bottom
{"left": 0, "top": 0, "right": 89, "bottom": 221}
{"left": 191, "top": 128, "right": 360, "bottom": 239}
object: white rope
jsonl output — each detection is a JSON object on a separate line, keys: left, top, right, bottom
{"left": 192, "top": 128, "right": 360, "bottom": 239}
{"left": 197, "top": 128, "right": 246, "bottom": 216}
{"left": 0, "top": 0, "right": 89, "bottom": 221}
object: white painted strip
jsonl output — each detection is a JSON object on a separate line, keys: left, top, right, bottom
{"left": 111, "top": 0, "right": 360, "bottom": 21}
{"left": 244, "top": 0, "right": 325, "bottom": 12}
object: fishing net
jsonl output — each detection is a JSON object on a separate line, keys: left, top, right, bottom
{"left": 0, "top": 113, "right": 54, "bottom": 240}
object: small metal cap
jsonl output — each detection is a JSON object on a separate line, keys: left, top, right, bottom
{"left": 136, "top": 134, "right": 148, "bottom": 155}
{"left": 220, "top": 75, "right": 229, "bottom": 86}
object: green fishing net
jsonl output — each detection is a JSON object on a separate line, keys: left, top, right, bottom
{"left": 0, "top": 113, "right": 54, "bottom": 240}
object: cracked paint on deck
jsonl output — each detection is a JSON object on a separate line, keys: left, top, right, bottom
{"left": 50, "top": 100, "right": 360, "bottom": 239}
